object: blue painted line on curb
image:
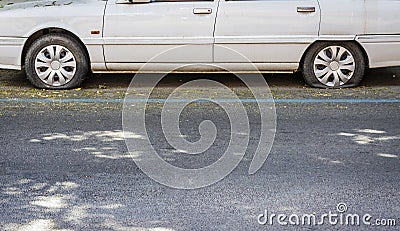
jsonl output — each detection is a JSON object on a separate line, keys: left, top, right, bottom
{"left": 0, "top": 98, "right": 400, "bottom": 103}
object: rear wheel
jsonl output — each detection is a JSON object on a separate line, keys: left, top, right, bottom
{"left": 302, "top": 42, "right": 366, "bottom": 88}
{"left": 25, "top": 33, "right": 89, "bottom": 89}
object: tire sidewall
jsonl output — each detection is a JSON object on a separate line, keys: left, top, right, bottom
{"left": 25, "top": 34, "right": 89, "bottom": 89}
{"left": 302, "top": 42, "right": 366, "bottom": 88}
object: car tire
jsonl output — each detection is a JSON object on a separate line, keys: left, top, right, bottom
{"left": 302, "top": 42, "right": 366, "bottom": 88}
{"left": 25, "top": 33, "right": 89, "bottom": 89}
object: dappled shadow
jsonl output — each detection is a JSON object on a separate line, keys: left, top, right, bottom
{"left": 337, "top": 128, "right": 400, "bottom": 145}
{"left": 29, "top": 130, "right": 144, "bottom": 160}
{"left": 307, "top": 128, "right": 400, "bottom": 166}
{"left": 1, "top": 177, "right": 175, "bottom": 230}
{"left": 337, "top": 128, "right": 399, "bottom": 161}
{"left": 293, "top": 126, "right": 400, "bottom": 169}
{"left": 1, "top": 128, "right": 181, "bottom": 230}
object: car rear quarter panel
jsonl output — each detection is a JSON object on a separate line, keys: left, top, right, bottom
{"left": 318, "top": 0, "right": 400, "bottom": 68}
{"left": 357, "top": 0, "right": 400, "bottom": 68}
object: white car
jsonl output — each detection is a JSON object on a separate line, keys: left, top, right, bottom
{"left": 0, "top": 0, "right": 399, "bottom": 89}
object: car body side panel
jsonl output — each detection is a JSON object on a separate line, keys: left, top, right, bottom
{"left": 214, "top": 0, "right": 320, "bottom": 64}
{"left": 364, "top": 0, "right": 400, "bottom": 35}
{"left": 357, "top": 0, "right": 400, "bottom": 68}
{"left": 0, "top": 0, "right": 106, "bottom": 70}
{"left": 101, "top": 62, "right": 298, "bottom": 73}
{"left": 0, "top": 37, "right": 26, "bottom": 70}
{"left": 357, "top": 35, "right": 400, "bottom": 68}
{"left": 318, "top": 0, "right": 400, "bottom": 68}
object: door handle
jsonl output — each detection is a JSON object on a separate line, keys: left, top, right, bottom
{"left": 297, "top": 6, "right": 316, "bottom": 13}
{"left": 193, "top": 8, "right": 212, "bottom": 15}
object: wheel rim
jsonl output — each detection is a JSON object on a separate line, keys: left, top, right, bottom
{"left": 34, "top": 45, "right": 77, "bottom": 87}
{"left": 313, "top": 46, "right": 355, "bottom": 87}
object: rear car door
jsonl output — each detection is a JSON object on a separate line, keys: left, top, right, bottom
{"left": 214, "top": 0, "right": 320, "bottom": 64}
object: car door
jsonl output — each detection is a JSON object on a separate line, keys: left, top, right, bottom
{"left": 103, "top": 0, "right": 218, "bottom": 70}
{"left": 214, "top": 0, "right": 320, "bottom": 65}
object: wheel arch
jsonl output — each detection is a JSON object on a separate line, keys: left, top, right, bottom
{"left": 299, "top": 40, "right": 370, "bottom": 71}
{"left": 21, "top": 28, "right": 90, "bottom": 68}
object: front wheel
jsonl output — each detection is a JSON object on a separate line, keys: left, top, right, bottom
{"left": 25, "top": 34, "right": 89, "bottom": 89}
{"left": 302, "top": 42, "right": 366, "bottom": 88}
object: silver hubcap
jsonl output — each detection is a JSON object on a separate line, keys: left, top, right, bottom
{"left": 313, "top": 46, "right": 355, "bottom": 87}
{"left": 35, "top": 45, "right": 77, "bottom": 86}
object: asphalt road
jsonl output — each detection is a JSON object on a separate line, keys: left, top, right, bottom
{"left": 0, "top": 69, "right": 399, "bottom": 230}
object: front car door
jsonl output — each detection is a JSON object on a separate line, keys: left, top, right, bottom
{"left": 103, "top": 0, "right": 218, "bottom": 71}
{"left": 214, "top": 0, "right": 320, "bottom": 71}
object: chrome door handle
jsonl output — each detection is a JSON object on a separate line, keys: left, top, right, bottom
{"left": 193, "top": 8, "right": 212, "bottom": 15}
{"left": 297, "top": 7, "right": 316, "bottom": 13}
